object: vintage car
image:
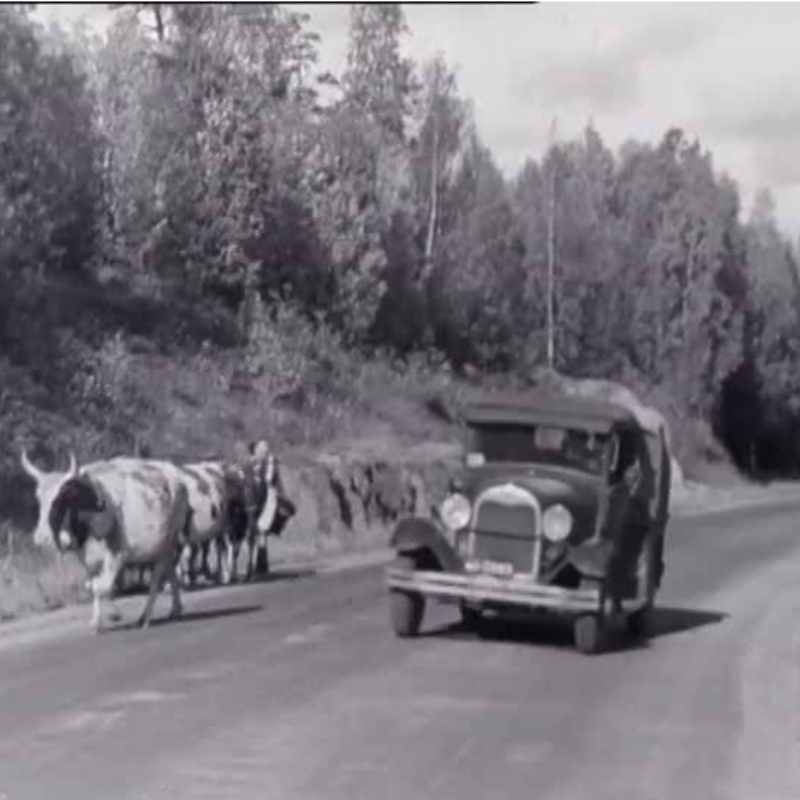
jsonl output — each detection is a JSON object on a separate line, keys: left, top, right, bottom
{"left": 385, "top": 391, "right": 672, "bottom": 655}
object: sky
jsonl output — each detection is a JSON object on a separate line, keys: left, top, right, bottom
{"left": 33, "top": 1, "right": 800, "bottom": 238}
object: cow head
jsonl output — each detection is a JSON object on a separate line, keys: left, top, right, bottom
{"left": 20, "top": 450, "right": 106, "bottom": 550}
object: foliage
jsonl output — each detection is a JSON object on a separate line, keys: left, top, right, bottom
{"left": 4, "top": 0, "right": 800, "bottom": 535}
{"left": 0, "top": 5, "right": 102, "bottom": 280}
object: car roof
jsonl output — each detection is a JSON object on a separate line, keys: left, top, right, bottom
{"left": 462, "top": 390, "right": 640, "bottom": 434}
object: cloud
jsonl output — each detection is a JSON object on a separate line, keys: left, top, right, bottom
{"left": 753, "top": 141, "right": 800, "bottom": 189}
{"left": 514, "top": 5, "right": 717, "bottom": 115}
{"left": 30, "top": 2, "right": 800, "bottom": 235}
{"left": 696, "top": 61, "right": 800, "bottom": 147}
{"left": 519, "top": 54, "right": 641, "bottom": 115}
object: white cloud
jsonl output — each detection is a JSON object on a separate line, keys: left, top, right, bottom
{"left": 33, "top": 2, "right": 800, "bottom": 236}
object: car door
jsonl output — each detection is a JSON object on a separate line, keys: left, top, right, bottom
{"left": 641, "top": 425, "right": 671, "bottom": 589}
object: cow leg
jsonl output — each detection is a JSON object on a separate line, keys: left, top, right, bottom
{"left": 175, "top": 551, "right": 187, "bottom": 587}
{"left": 245, "top": 535, "right": 257, "bottom": 582}
{"left": 200, "top": 540, "right": 213, "bottom": 582}
{"left": 231, "top": 540, "right": 243, "bottom": 583}
{"left": 218, "top": 538, "right": 229, "bottom": 584}
{"left": 189, "top": 543, "right": 199, "bottom": 586}
{"left": 188, "top": 544, "right": 200, "bottom": 587}
{"left": 220, "top": 538, "right": 234, "bottom": 585}
{"left": 242, "top": 534, "right": 252, "bottom": 582}
{"left": 167, "top": 571, "right": 183, "bottom": 619}
{"left": 106, "top": 567, "right": 127, "bottom": 622}
{"left": 137, "top": 555, "right": 168, "bottom": 629}
{"left": 165, "top": 545, "right": 184, "bottom": 620}
{"left": 89, "top": 579, "right": 103, "bottom": 632}
{"left": 213, "top": 536, "right": 225, "bottom": 583}
{"left": 187, "top": 542, "right": 205, "bottom": 588}
{"left": 90, "top": 555, "right": 124, "bottom": 633}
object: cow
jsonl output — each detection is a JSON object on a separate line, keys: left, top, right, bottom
{"left": 20, "top": 450, "right": 189, "bottom": 632}
{"left": 142, "top": 440, "right": 293, "bottom": 588}
{"left": 139, "top": 458, "right": 230, "bottom": 588}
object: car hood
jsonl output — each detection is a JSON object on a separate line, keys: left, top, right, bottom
{"left": 462, "top": 465, "right": 603, "bottom": 538}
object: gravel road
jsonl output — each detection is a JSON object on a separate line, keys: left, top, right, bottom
{"left": 0, "top": 500, "right": 799, "bottom": 800}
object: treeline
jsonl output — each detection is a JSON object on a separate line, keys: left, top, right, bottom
{"left": 2, "top": 3, "right": 800, "bottom": 475}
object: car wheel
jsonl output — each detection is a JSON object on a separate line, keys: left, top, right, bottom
{"left": 389, "top": 555, "right": 425, "bottom": 638}
{"left": 459, "top": 603, "right": 483, "bottom": 627}
{"left": 390, "top": 590, "right": 425, "bottom": 637}
{"left": 574, "top": 614, "right": 607, "bottom": 655}
{"left": 626, "top": 602, "right": 654, "bottom": 640}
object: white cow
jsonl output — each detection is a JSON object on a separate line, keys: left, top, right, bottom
{"left": 21, "top": 451, "right": 189, "bottom": 632}
{"left": 145, "top": 440, "right": 291, "bottom": 587}
{"left": 141, "top": 458, "right": 230, "bottom": 588}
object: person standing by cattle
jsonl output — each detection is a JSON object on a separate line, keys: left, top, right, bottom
{"left": 220, "top": 440, "right": 297, "bottom": 582}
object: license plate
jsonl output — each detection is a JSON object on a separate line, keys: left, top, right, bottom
{"left": 478, "top": 560, "right": 514, "bottom": 578}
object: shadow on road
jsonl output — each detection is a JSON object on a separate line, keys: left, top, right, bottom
{"left": 108, "top": 603, "right": 264, "bottom": 633}
{"left": 238, "top": 567, "right": 318, "bottom": 587}
{"left": 117, "top": 567, "right": 318, "bottom": 597}
{"left": 420, "top": 605, "right": 729, "bottom": 653}
{"left": 647, "top": 605, "right": 728, "bottom": 639}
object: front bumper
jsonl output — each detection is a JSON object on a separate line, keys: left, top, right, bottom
{"left": 385, "top": 566, "right": 603, "bottom": 613}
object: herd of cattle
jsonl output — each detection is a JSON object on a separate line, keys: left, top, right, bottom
{"left": 19, "top": 440, "right": 297, "bottom": 632}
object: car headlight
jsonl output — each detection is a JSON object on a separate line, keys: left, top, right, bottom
{"left": 542, "top": 503, "right": 573, "bottom": 542}
{"left": 439, "top": 493, "right": 472, "bottom": 531}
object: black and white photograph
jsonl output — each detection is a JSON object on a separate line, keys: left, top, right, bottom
{"left": 0, "top": 1, "right": 798, "bottom": 797}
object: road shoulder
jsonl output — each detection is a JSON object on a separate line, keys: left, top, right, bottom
{"left": 730, "top": 554, "right": 800, "bottom": 800}
{"left": 0, "top": 483, "right": 797, "bottom": 656}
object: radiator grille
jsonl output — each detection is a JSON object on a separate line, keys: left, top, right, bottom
{"left": 470, "top": 530, "right": 535, "bottom": 574}
{"left": 470, "top": 488, "right": 541, "bottom": 576}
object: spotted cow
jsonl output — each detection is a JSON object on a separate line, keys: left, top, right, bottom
{"left": 21, "top": 451, "right": 189, "bottom": 632}
{"left": 141, "top": 440, "right": 295, "bottom": 588}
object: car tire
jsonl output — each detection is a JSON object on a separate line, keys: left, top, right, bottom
{"left": 574, "top": 614, "right": 607, "bottom": 655}
{"left": 390, "top": 590, "right": 425, "bottom": 637}
{"left": 459, "top": 603, "right": 483, "bottom": 628}
{"left": 389, "top": 555, "right": 425, "bottom": 638}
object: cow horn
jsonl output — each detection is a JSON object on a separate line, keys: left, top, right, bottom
{"left": 20, "top": 449, "right": 43, "bottom": 480}
{"left": 67, "top": 451, "right": 79, "bottom": 478}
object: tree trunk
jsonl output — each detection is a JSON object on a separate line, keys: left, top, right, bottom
{"left": 152, "top": 4, "right": 165, "bottom": 42}
{"left": 423, "top": 117, "right": 439, "bottom": 280}
{"left": 546, "top": 155, "right": 556, "bottom": 370}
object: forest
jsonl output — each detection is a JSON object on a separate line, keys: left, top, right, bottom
{"left": 2, "top": 3, "right": 800, "bottom": 527}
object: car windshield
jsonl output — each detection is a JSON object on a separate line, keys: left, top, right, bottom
{"left": 468, "top": 423, "right": 610, "bottom": 475}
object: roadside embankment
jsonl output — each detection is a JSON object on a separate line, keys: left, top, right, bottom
{"left": 2, "top": 436, "right": 796, "bottom": 627}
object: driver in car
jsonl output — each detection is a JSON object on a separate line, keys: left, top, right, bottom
{"left": 563, "top": 430, "right": 601, "bottom": 472}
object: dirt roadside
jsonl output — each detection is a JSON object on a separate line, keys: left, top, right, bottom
{"left": 0, "top": 480, "right": 796, "bottom": 656}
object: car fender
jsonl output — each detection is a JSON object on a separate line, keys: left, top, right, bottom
{"left": 389, "top": 516, "right": 463, "bottom": 573}
{"left": 568, "top": 539, "right": 612, "bottom": 580}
